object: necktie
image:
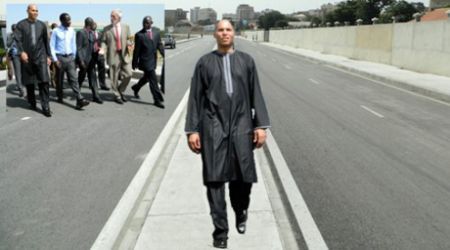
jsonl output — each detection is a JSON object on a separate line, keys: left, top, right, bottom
{"left": 147, "top": 30, "right": 153, "bottom": 40}
{"left": 115, "top": 25, "right": 122, "bottom": 51}
{"left": 93, "top": 31, "right": 99, "bottom": 52}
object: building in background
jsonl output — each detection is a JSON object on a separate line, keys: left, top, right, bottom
{"left": 165, "top": 8, "right": 188, "bottom": 27}
{"left": 236, "top": 4, "right": 255, "bottom": 22}
{"left": 430, "top": 0, "right": 450, "bottom": 9}
{"left": 197, "top": 8, "right": 217, "bottom": 25}
{"left": 190, "top": 7, "right": 200, "bottom": 24}
{"left": 222, "top": 13, "right": 238, "bottom": 23}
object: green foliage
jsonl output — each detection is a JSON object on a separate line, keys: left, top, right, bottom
{"left": 380, "top": 0, "right": 418, "bottom": 23}
{"left": 258, "top": 11, "right": 289, "bottom": 30}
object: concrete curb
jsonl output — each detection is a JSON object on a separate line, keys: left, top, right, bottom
{"left": 91, "top": 90, "right": 189, "bottom": 250}
{"left": 259, "top": 42, "right": 450, "bottom": 104}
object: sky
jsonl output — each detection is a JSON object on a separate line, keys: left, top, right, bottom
{"left": 2, "top": 0, "right": 429, "bottom": 22}
{"left": 6, "top": 3, "right": 164, "bottom": 33}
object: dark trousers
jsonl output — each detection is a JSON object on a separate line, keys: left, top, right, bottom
{"left": 95, "top": 53, "right": 107, "bottom": 89}
{"left": 134, "top": 70, "right": 164, "bottom": 103}
{"left": 206, "top": 181, "right": 252, "bottom": 240}
{"left": 10, "top": 55, "right": 23, "bottom": 91}
{"left": 55, "top": 55, "right": 83, "bottom": 101}
{"left": 26, "top": 82, "right": 49, "bottom": 110}
{"left": 78, "top": 56, "right": 100, "bottom": 100}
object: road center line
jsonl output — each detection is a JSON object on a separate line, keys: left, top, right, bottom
{"left": 21, "top": 117, "right": 31, "bottom": 121}
{"left": 361, "top": 105, "right": 384, "bottom": 118}
{"left": 309, "top": 78, "right": 320, "bottom": 85}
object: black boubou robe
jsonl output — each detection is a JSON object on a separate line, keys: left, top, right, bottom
{"left": 185, "top": 50, "right": 270, "bottom": 184}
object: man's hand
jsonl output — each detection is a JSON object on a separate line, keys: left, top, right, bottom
{"left": 79, "top": 61, "right": 86, "bottom": 69}
{"left": 20, "top": 52, "right": 29, "bottom": 63}
{"left": 98, "top": 48, "right": 105, "bottom": 55}
{"left": 47, "top": 57, "right": 51, "bottom": 66}
{"left": 253, "top": 129, "right": 267, "bottom": 149}
{"left": 188, "top": 133, "right": 201, "bottom": 154}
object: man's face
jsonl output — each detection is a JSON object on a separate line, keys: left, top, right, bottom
{"left": 61, "top": 15, "right": 71, "bottom": 28}
{"left": 143, "top": 18, "right": 152, "bottom": 30}
{"left": 27, "top": 5, "right": 39, "bottom": 21}
{"left": 110, "top": 12, "right": 120, "bottom": 25}
{"left": 91, "top": 23, "right": 97, "bottom": 31}
{"left": 214, "top": 21, "right": 234, "bottom": 47}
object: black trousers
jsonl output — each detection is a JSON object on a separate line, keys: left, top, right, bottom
{"left": 55, "top": 55, "right": 83, "bottom": 101}
{"left": 134, "top": 70, "right": 164, "bottom": 103}
{"left": 94, "top": 53, "right": 107, "bottom": 89}
{"left": 78, "top": 56, "right": 100, "bottom": 100}
{"left": 26, "top": 82, "right": 49, "bottom": 110}
{"left": 206, "top": 181, "right": 252, "bottom": 240}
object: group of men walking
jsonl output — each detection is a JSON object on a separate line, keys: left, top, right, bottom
{"left": 7, "top": 4, "right": 165, "bottom": 117}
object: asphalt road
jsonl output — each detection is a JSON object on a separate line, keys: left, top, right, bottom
{"left": 0, "top": 38, "right": 213, "bottom": 250}
{"left": 2, "top": 36, "right": 450, "bottom": 250}
{"left": 235, "top": 39, "right": 450, "bottom": 249}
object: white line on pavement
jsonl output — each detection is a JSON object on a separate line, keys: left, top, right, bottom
{"left": 21, "top": 117, "right": 31, "bottom": 121}
{"left": 360, "top": 105, "right": 384, "bottom": 118}
{"left": 91, "top": 90, "right": 190, "bottom": 250}
{"left": 309, "top": 78, "right": 320, "bottom": 85}
{"left": 0, "top": 86, "right": 6, "bottom": 91}
{"left": 266, "top": 130, "right": 329, "bottom": 250}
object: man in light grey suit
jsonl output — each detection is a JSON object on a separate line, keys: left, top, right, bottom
{"left": 100, "top": 9, "right": 132, "bottom": 104}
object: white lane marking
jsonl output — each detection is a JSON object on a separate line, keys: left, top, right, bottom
{"left": 266, "top": 130, "right": 329, "bottom": 250}
{"left": 361, "top": 105, "right": 384, "bottom": 118}
{"left": 21, "top": 117, "right": 31, "bottom": 121}
{"left": 91, "top": 90, "right": 190, "bottom": 250}
{"left": 324, "top": 65, "right": 450, "bottom": 108}
{"left": 309, "top": 78, "right": 320, "bottom": 85}
{"left": 284, "top": 64, "right": 292, "bottom": 70}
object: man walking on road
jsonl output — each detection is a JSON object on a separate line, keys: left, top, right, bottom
{"left": 7, "top": 24, "right": 24, "bottom": 97}
{"left": 14, "top": 4, "right": 52, "bottom": 117}
{"left": 50, "top": 13, "right": 89, "bottom": 110}
{"left": 77, "top": 17, "right": 103, "bottom": 104}
{"left": 131, "top": 16, "right": 165, "bottom": 109}
{"left": 100, "top": 9, "right": 132, "bottom": 104}
{"left": 185, "top": 20, "right": 270, "bottom": 249}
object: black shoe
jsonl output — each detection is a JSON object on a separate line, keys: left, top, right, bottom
{"left": 236, "top": 210, "right": 248, "bottom": 234}
{"left": 18, "top": 89, "right": 24, "bottom": 97}
{"left": 76, "top": 98, "right": 90, "bottom": 110}
{"left": 42, "top": 108, "right": 52, "bottom": 117}
{"left": 154, "top": 101, "right": 165, "bottom": 109}
{"left": 120, "top": 93, "right": 128, "bottom": 102}
{"left": 131, "top": 85, "right": 140, "bottom": 99}
{"left": 114, "top": 97, "right": 124, "bottom": 104}
{"left": 100, "top": 86, "right": 110, "bottom": 91}
{"left": 29, "top": 104, "right": 37, "bottom": 111}
{"left": 93, "top": 97, "right": 103, "bottom": 104}
{"left": 57, "top": 97, "right": 63, "bottom": 103}
{"left": 213, "top": 239, "right": 227, "bottom": 249}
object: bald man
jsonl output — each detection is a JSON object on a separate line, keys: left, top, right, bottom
{"left": 100, "top": 9, "right": 132, "bottom": 104}
{"left": 14, "top": 4, "right": 52, "bottom": 116}
{"left": 185, "top": 20, "right": 270, "bottom": 248}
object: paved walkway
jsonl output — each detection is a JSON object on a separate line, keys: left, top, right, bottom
{"left": 133, "top": 122, "right": 284, "bottom": 249}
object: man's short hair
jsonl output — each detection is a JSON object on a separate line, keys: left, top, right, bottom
{"left": 59, "top": 13, "right": 69, "bottom": 22}
{"left": 215, "top": 19, "right": 234, "bottom": 32}
{"left": 111, "top": 9, "right": 123, "bottom": 18}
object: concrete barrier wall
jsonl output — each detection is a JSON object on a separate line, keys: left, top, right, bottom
{"left": 244, "top": 20, "right": 450, "bottom": 77}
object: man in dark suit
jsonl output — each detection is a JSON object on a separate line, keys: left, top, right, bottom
{"left": 77, "top": 17, "right": 102, "bottom": 104}
{"left": 92, "top": 22, "right": 109, "bottom": 91}
{"left": 131, "top": 16, "right": 165, "bottom": 109}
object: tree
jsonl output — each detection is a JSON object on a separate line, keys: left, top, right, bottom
{"left": 380, "top": 0, "right": 418, "bottom": 23}
{"left": 258, "top": 11, "right": 287, "bottom": 30}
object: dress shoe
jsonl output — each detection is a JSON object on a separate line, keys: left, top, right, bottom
{"left": 236, "top": 210, "right": 248, "bottom": 234}
{"left": 213, "top": 239, "right": 227, "bottom": 249}
{"left": 75, "top": 98, "right": 90, "bottom": 110}
{"left": 154, "top": 101, "right": 165, "bottom": 109}
{"left": 120, "top": 93, "right": 128, "bottom": 102}
{"left": 29, "top": 104, "right": 37, "bottom": 111}
{"left": 42, "top": 108, "right": 52, "bottom": 117}
{"left": 114, "top": 97, "right": 124, "bottom": 104}
{"left": 57, "top": 97, "right": 63, "bottom": 103}
{"left": 131, "top": 85, "right": 140, "bottom": 98}
{"left": 100, "top": 86, "right": 110, "bottom": 91}
{"left": 93, "top": 97, "right": 103, "bottom": 104}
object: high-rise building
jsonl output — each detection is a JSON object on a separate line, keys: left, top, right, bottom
{"left": 198, "top": 8, "right": 217, "bottom": 24}
{"left": 165, "top": 8, "right": 188, "bottom": 27}
{"left": 236, "top": 4, "right": 255, "bottom": 21}
{"left": 223, "top": 13, "right": 239, "bottom": 23}
{"left": 190, "top": 7, "right": 200, "bottom": 23}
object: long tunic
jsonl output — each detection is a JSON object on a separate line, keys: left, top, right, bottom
{"left": 185, "top": 50, "right": 270, "bottom": 184}
{"left": 14, "top": 18, "right": 51, "bottom": 85}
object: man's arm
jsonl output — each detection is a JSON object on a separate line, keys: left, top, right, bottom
{"left": 185, "top": 60, "right": 205, "bottom": 153}
{"left": 49, "top": 29, "right": 59, "bottom": 62}
{"left": 76, "top": 31, "right": 84, "bottom": 66}
{"left": 71, "top": 29, "right": 77, "bottom": 58}
{"left": 156, "top": 29, "right": 164, "bottom": 58}
{"left": 132, "top": 33, "right": 140, "bottom": 70}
